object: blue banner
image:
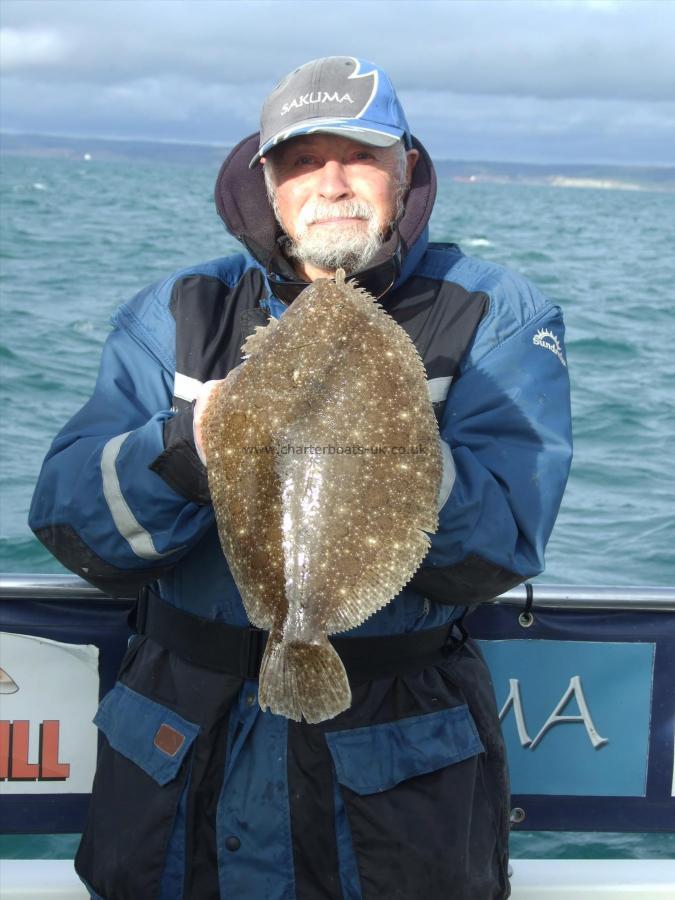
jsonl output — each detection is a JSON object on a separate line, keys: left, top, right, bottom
{"left": 1, "top": 585, "right": 674, "bottom": 834}
{"left": 468, "top": 602, "right": 675, "bottom": 832}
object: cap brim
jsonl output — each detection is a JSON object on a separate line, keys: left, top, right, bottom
{"left": 249, "top": 118, "right": 404, "bottom": 168}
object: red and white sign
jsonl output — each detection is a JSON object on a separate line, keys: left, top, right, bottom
{"left": 0, "top": 632, "right": 99, "bottom": 794}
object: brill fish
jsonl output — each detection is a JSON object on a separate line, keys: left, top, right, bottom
{"left": 201, "top": 270, "right": 442, "bottom": 723}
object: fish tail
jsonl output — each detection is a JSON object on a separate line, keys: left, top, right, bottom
{"left": 259, "top": 638, "right": 351, "bottom": 724}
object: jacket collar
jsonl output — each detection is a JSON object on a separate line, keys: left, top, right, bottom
{"left": 214, "top": 132, "right": 436, "bottom": 302}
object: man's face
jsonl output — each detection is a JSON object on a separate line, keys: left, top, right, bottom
{"left": 263, "top": 133, "right": 418, "bottom": 278}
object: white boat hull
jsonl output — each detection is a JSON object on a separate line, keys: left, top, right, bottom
{"left": 2, "top": 859, "right": 675, "bottom": 899}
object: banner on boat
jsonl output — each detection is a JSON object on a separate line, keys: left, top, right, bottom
{"left": 0, "top": 585, "right": 673, "bottom": 833}
{"left": 0, "top": 632, "right": 99, "bottom": 795}
{"left": 0, "top": 589, "right": 133, "bottom": 832}
{"left": 479, "top": 638, "right": 654, "bottom": 798}
{"left": 469, "top": 602, "right": 675, "bottom": 832}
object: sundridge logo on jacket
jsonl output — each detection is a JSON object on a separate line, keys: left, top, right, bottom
{"left": 273, "top": 58, "right": 377, "bottom": 125}
{"left": 533, "top": 328, "right": 567, "bottom": 367}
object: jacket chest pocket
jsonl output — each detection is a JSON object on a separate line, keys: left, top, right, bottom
{"left": 75, "top": 682, "right": 199, "bottom": 900}
{"left": 325, "top": 705, "right": 505, "bottom": 900}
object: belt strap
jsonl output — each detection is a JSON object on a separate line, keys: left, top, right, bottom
{"left": 133, "top": 587, "right": 464, "bottom": 682}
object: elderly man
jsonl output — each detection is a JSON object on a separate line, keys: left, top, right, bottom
{"left": 30, "top": 57, "right": 572, "bottom": 900}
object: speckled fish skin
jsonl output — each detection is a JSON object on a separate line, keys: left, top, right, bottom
{"left": 201, "top": 270, "right": 442, "bottom": 723}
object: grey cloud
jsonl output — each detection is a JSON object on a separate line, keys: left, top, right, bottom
{"left": 3, "top": 69, "right": 673, "bottom": 165}
{"left": 2, "top": 0, "right": 674, "bottom": 102}
{"left": 0, "top": 74, "right": 263, "bottom": 144}
{"left": 2, "top": 0, "right": 674, "bottom": 164}
{"left": 404, "top": 92, "right": 675, "bottom": 165}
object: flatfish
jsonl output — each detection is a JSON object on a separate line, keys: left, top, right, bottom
{"left": 201, "top": 270, "right": 442, "bottom": 723}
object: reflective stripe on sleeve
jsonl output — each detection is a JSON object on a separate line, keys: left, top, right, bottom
{"left": 173, "top": 372, "right": 203, "bottom": 403}
{"left": 427, "top": 376, "right": 452, "bottom": 404}
{"left": 437, "top": 439, "right": 456, "bottom": 510}
{"left": 101, "top": 432, "right": 176, "bottom": 560}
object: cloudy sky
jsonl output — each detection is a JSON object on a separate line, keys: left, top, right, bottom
{"left": 1, "top": 0, "right": 674, "bottom": 165}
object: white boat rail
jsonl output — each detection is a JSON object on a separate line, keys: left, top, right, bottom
{"left": 1, "top": 572, "right": 674, "bottom": 610}
{"left": 2, "top": 858, "right": 675, "bottom": 899}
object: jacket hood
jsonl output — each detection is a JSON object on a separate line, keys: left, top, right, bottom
{"left": 214, "top": 132, "right": 436, "bottom": 301}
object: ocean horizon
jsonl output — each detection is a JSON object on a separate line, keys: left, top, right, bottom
{"left": 2, "top": 130, "right": 674, "bottom": 193}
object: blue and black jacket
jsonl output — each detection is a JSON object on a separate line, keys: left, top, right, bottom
{"left": 29, "top": 134, "right": 572, "bottom": 900}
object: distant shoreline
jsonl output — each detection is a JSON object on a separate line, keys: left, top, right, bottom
{"left": 2, "top": 131, "right": 673, "bottom": 193}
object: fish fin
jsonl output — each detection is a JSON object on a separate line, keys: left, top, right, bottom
{"left": 259, "top": 638, "right": 351, "bottom": 724}
{"left": 241, "top": 316, "right": 279, "bottom": 358}
{"left": 226, "top": 564, "right": 277, "bottom": 628}
{"left": 325, "top": 530, "right": 433, "bottom": 633}
{"left": 416, "top": 511, "right": 439, "bottom": 535}
{"left": 340, "top": 275, "right": 430, "bottom": 380}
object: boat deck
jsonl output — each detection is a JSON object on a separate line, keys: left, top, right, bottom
{"left": 2, "top": 859, "right": 675, "bottom": 898}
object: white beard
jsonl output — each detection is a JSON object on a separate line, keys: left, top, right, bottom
{"left": 282, "top": 199, "right": 385, "bottom": 273}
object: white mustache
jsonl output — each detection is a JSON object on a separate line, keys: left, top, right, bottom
{"left": 298, "top": 200, "right": 376, "bottom": 229}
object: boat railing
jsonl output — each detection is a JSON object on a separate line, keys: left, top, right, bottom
{"left": 2, "top": 572, "right": 675, "bottom": 609}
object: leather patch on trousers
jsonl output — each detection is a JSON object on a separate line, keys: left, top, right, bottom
{"left": 154, "top": 723, "right": 185, "bottom": 757}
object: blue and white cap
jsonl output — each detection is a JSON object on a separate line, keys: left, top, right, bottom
{"left": 249, "top": 56, "right": 412, "bottom": 168}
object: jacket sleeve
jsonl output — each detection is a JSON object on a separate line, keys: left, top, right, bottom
{"left": 411, "top": 300, "right": 572, "bottom": 607}
{"left": 29, "top": 320, "right": 215, "bottom": 596}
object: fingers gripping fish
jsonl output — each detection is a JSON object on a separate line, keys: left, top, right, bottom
{"left": 200, "top": 270, "right": 442, "bottom": 723}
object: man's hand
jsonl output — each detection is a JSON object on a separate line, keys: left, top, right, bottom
{"left": 193, "top": 379, "right": 225, "bottom": 466}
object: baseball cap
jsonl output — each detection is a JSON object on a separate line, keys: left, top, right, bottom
{"left": 249, "top": 56, "right": 412, "bottom": 168}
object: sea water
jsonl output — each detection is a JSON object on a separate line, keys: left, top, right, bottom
{"left": 1, "top": 152, "right": 674, "bottom": 859}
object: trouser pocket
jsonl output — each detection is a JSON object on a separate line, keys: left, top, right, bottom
{"left": 75, "top": 682, "right": 200, "bottom": 900}
{"left": 325, "top": 705, "right": 507, "bottom": 900}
